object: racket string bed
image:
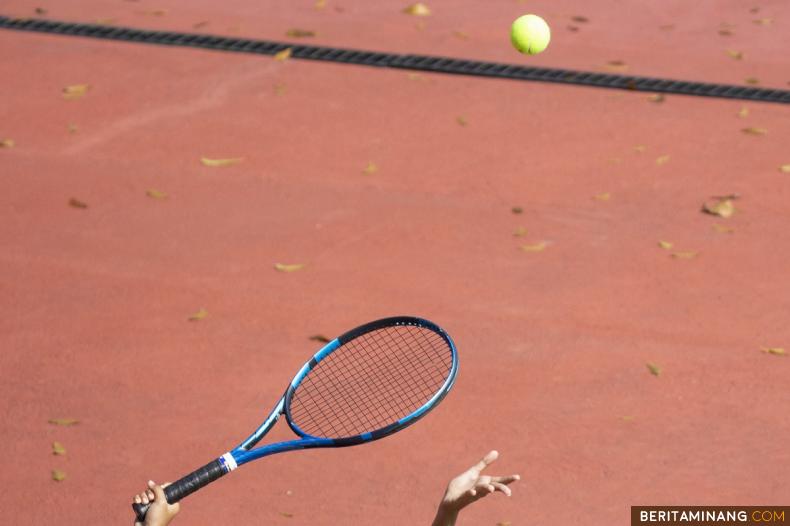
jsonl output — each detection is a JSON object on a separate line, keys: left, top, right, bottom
{"left": 289, "top": 325, "right": 453, "bottom": 438}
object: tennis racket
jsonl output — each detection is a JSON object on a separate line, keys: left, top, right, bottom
{"left": 133, "top": 316, "right": 458, "bottom": 522}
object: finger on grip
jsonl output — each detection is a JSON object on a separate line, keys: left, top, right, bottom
{"left": 131, "top": 459, "right": 226, "bottom": 523}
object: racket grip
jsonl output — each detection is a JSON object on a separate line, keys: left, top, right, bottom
{"left": 132, "top": 459, "right": 226, "bottom": 523}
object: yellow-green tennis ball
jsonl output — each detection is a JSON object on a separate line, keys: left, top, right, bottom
{"left": 511, "top": 14, "right": 551, "bottom": 55}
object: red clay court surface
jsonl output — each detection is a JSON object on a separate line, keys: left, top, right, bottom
{"left": 1, "top": 1, "right": 789, "bottom": 524}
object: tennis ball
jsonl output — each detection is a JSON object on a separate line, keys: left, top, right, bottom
{"left": 510, "top": 14, "right": 551, "bottom": 55}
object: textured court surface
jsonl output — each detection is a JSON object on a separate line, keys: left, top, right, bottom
{"left": 1, "top": 1, "right": 789, "bottom": 525}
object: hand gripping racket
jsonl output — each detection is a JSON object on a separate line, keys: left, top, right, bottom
{"left": 133, "top": 316, "right": 458, "bottom": 522}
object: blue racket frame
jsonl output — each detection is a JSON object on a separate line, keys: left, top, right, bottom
{"left": 227, "top": 316, "right": 459, "bottom": 469}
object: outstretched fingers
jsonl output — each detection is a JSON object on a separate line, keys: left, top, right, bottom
{"left": 470, "top": 450, "right": 499, "bottom": 474}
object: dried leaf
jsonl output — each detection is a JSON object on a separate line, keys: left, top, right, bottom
{"left": 362, "top": 161, "right": 378, "bottom": 175}
{"left": 702, "top": 196, "right": 737, "bottom": 218}
{"left": 521, "top": 241, "right": 548, "bottom": 253}
{"left": 594, "top": 192, "right": 610, "bottom": 201}
{"left": 608, "top": 157, "right": 622, "bottom": 164}
{"left": 761, "top": 347, "right": 787, "bottom": 356}
{"left": 193, "top": 21, "right": 209, "bottom": 29}
{"left": 647, "top": 94, "right": 665, "bottom": 103}
{"left": 0, "top": 138, "right": 15, "bottom": 148}
{"left": 52, "top": 469, "right": 66, "bottom": 481}
{"left": 146, "top": 189, "right": 167, "bottom": 200}
{"left": 274, "top": 83, "right": 286, "bottom": 96}
{"left": 737, "top": 107, "right": 749, "bottom": 118}
{"left": 655, "top": 155, "right": 670, "bottom": 165}
{"left": 35, "top": 7, "right": 47, "bottom": 15}
{"left": 511, "top": 206, "right": 523, "bottom": 215}
{"left": 646, "top": 363, "right": 662, "bottom": 376}
{"left": 407, "top": 72, "right": 425, "bottom": 81}
{"left": 745, "top": 77, "right": 760, "bottom": 85}
{"left": 52, "top": 442, "right": 66, "bottom": 456}
{"left": 314, "top": 0, "right": 326, "bottom": 9}
{"left": 48, "top": 418, "right": 79, "bottom": 426}
{"left": 753, "top": 18, "right": 773, "bottom": 25}
{"left": 779, "top": 164, "right": 790, "bottom": 174}
{"left": 286, "top": 28, "right": 316, "bottom": 38}
{"left": 634, "top": 145, "right": 647, "bottom": 153}
{"left": 403, "top": 3, "right": 431, "bottom": 16}
{"left": 274, "top": 263, "right": 306, "bottom": 273}
{"left": 741, "top": 127, "right": 767, "bottom": 136}
{"left": 497, "top": 522, "right": 512, "bottom": 526}
{"left": 309, "top": 334, "right": 331, "bottom": 343}
{"left": 718, "top": 29, "right": 733, "bottom": 36}
{"left": 712, "top": 223, "right": 734, "bottom": 234}
{"left": 280, "top": 512, "right": 294, "bottom": 518}
{"left": 201, "top": 157, "right": 244, "bottom": 167}
{"left": 513, "top": 226, "right": 527, "bottom": 237}
{"left": 571, "top": 15, "right": 589, "bottom": 23}
{"left": 188, "top": 308, "right": 208, "bottom": 321}
{"left": 671, "top": 251, "right": 698, "bottom": 259}
{"left": 68, "top": 123, "right": 79, "bottom": 134}
{"left": 452, "top": 30, "right": 469, "bottom": 39}
{"left": 456, "top": 116, "right": 468, "bottom": 127}
{"left": 62, "top": 84, "right": 90, "bottom": 100}
{"left": 749, "top": 6, "right": 760, "bottom": 13}
{"left": 68, "top": 198, "right": 88, "bottom": 209}
{"left": 140, "top": 9, "right": 168, "bottom": 16}
{"left": 726, "top": 50, "right": 744, "bottom": 60}
{"left": 567, "top": 25, "right": 579, "bottom": 32}
{"left": 621, "top": 415, "right": 635, "bottom": 422}
{"left": 658, "top": 240, "right": 673, "bottom": 250}
{"left": 95, "top": 18, "right": 115, "bottom": 25}
{"left": 274, "top": 48, "right": 293, "bottom": 61}
{"left": 659, "top": 24, "right": 675, "bottom": 31}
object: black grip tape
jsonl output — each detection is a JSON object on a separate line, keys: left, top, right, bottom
{"left": 132, "top": 459, "right": 227, "bottom": 523}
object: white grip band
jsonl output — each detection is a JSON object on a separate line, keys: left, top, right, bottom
{"left": 220, "top": 452, "right": 238, "bottom": 472}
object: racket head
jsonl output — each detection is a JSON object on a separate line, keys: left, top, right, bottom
{"left": 283, "top": 316, "right": 458, "bottom": 445}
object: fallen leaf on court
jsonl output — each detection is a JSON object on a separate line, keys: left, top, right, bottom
{"left": 647, "top": 94, "right": 665, "bottom": 103}
{"left": 193, "top": 21, "right": 209, "bottom": 29}
{"left": 780, "top": 164, "right": 790, "bottom": 173}
{"left": 146, "top": 189, "right": 167, "bottom": 199}
{"left": 52, "top": 442, "right": 66, "bottom": 456}
{"left": 62, "top": 84, "right": 90, "bottom": 100}
{"left": 671, "top": 251, "right": 698, "bottom": 259}
{"left": 655, "top": 155, "right": 670, "bottom": 165}
{"left": 52, "top": 470, "right": 66, "bottom": 482}
{"left": 274, "top": 48, "right": 293, "bottom": 61}
{"left": 309, "top": 335, "right": 331, "bottom": 343}
{"left": 608, "top": 157, "right": 622, "bottom": 164}
{"left": 403, "top": 3, "right": 431, "bottom": 16}
{"left": 315, "top": 0, "right": 326, "bottom": 9}
{"left": 621, "top": 415, "right": 636, "bottom": 422}
{"left": 571, "top": 15, "right": 589, "bottom": 23}
{"left": 605, "top": 60, "right": 628, "bottom": 72}
{"left": 68, "top": 198, "right": 88, "bottom": 209}
{"left": 456, "top": 116, "right": 468, "bottom": 127}
{"left": 718, "top": 29, "right": 733, "bottom": 36}
{"left": 497, "top": 522, "right": 512, "bottom": 526}
{"left": 594, "top": 192, "right": 611, "bottom": 201}
{"left": 745, "top": 77, "right": 760, "bottom": 85}
{"left": 659, "top": 24, "right": 675, "bottom": 31}
{"left": 513, "top": 226, "right": 527, "bottom": 237}
{"left": 521, "top": 241, "right": 548, "bottom": 253}
{"left": 35, "top": 7, "right": 47, "bottom": 15}
{"left": 452, "top": 30, "right": 469, "bottom": 39}
{"left": 280, "top": 512, "right": 294, "bottom": 518}
{"left": 95, "top": 18, "right": 115, "bottom": 25}
{"left": 567, "top": 25, "right": 579, "bottom": 32}
{"left": 48, "top": 418, "right": 79, "bottom": 426}
{"left": 712, "top": 223, "right": 734, "bottom": 234}
{"left": 274, "top": 263, "right": 306, "bottom": 273}
{"left": 646, "top": 363, "right": 662, "bottom": 376}
{"left": 726, "top": 50, "right": 744, "bottom": 60}
{"left": 201, "top": 157, "right": 244, "bottom": 167}
{"left": 741, "top": 127, "right": 767, "bottom": 136}
{"left": 749, "top": 6, "right": 760, "bottom": 13}
{"left": 140, "top": 9, "right": 168, "bottom": 16}
{"left": 658, "top": 240, "right": 673, "bottom": 250}
{"left": 761, "top": 347, "right": 787, "bottom": 356}
{"left": 753, "top": 18, "right": 773, "bottom": 25}
{"left": 407, "top": 72, "right": 425, "bottom": 81}
{"left": 703, "top": 194, "right": 739, "bottom": 217}
{"left": 188, "top": 308, "right": 208, "bottom": 321}
{"left": 362, "top": 161, "right": 378, "bottom": 175}
{"left": 274, "top": 83, "right": 286, "bottom": 96}
{"left": 738, "top": 107, "right": 749, "bottom": 118}
{"left": 286, "top": 28, "right": 316, "bottom": 38}
{"left": 0, "top": 138, "right": 15, "bottom": 148}
{"left": 511, "top": 206, "right": 523, "bottom": 214}
{"left": 634, "top": 145, "right": 647, "bottom": 153}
